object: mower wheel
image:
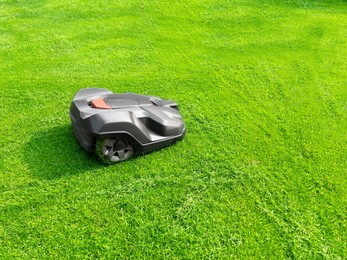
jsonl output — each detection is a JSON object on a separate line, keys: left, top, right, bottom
{"left": 96, "top": 138, "right": 134, "bottom": 164}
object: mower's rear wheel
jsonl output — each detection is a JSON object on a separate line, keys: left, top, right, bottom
{"left": 96, "top": 138, "right": 134, "bottom": 164}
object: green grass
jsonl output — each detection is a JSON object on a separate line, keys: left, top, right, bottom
{"left": 1, "top": 0, "right": 346, "bottom": 258}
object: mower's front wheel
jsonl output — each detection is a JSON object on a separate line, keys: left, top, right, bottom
{"left": 96, "top": 138, "right": 134, "bottom": 164}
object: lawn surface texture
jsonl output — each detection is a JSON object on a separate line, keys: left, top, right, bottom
{"left": 1, "top": 0, "right": 346, "bottom": 258}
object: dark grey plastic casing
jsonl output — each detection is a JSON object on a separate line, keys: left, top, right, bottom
{"left": 70, "top": 88, "right": 186, "bottom": 153}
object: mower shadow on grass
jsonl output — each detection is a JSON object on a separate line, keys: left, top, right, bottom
{"left": 24, "top": 124, "right": 103, "bottom": 180}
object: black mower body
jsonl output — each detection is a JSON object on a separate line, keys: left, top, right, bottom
{"left": 70, "top": 88, "right": 186, "bottom": 157}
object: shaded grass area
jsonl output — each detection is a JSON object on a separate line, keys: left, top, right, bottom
{"left": 0, "top": 0, "right": 346, "bottom": 258}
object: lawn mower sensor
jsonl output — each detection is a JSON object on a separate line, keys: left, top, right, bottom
{"left": 70, "top": 88, "right": 186, "bottom": 164}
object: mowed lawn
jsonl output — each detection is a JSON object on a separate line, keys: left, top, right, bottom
{"left": 1, "top": 0, "right": 346, "bottom": 258}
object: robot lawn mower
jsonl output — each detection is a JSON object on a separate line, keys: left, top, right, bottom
{"left": 70, "top": 88, "right": 186, "bottom": 164}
